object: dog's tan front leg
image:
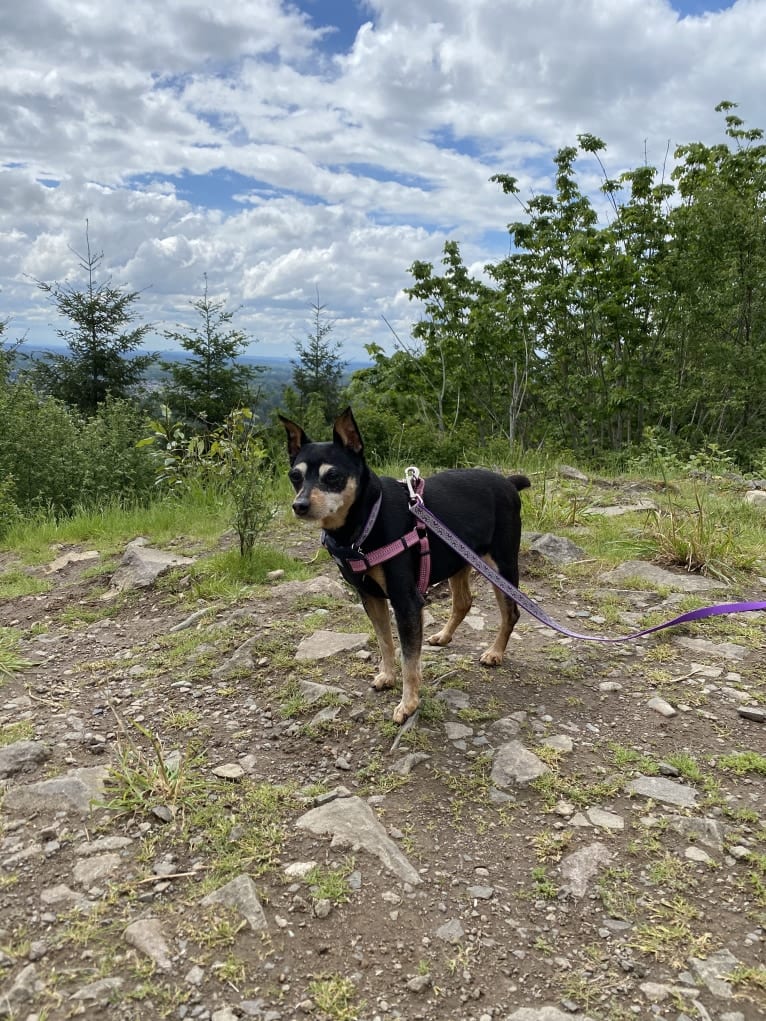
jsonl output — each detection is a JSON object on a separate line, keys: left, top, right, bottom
{"left": 428, "top": 565, "right": 472, "bottom": 647}
{"left": 393, "top": 655, "right": 422, "bottom": 724}
{"left": 362, "top": 594, "right": 397, "bottom": 690}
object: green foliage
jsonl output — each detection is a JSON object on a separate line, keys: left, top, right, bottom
{"left": 142, "top": 407, "right": 274, "bottom": 556}
{"left": 349, "top": 103, "right": 766, "bottom": 468}
{"left": 162, "top": 275, "right": 262, "bottom": 427}
{"left": 32, "top": 225, "right": 155, "bottom": 414}
{"left": 0, "top": 375, "right": 155, "bottom": 527}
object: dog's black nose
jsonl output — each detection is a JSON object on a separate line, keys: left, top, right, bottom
{"left": 292, "top": 498, "right": 311, "bottom": 517}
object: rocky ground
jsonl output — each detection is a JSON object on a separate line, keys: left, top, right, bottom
{"left": 0, "top": 493, "right": 765, "bottom": 1021}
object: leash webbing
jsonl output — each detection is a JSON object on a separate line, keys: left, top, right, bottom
{"left": 408, "top": 496, "right": 766, "bottom": 644}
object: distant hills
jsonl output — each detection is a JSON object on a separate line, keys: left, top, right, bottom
{"left": 7, "top": 344, "right": 371, "bottom": 417}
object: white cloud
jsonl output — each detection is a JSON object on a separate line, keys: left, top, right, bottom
{"left": 1, "top": 0, "right": 764, "bottom": 361}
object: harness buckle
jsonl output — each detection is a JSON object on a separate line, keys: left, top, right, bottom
{"left": 404, "top": 465, "right": 422, "bottom": 504}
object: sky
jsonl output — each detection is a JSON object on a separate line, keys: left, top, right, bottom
{"left": 1, "top": 0, "right": 765, "bottom": 362}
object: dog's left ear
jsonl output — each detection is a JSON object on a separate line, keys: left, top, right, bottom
{"left": 278, "top": 415, "right": 310, "bottom": 463}
{"left": 333, "top": 407, "right": 364, "bottom": 456}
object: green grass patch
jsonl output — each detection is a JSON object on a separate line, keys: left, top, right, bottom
{"left": 0, "top": 630, "right": 32, "bottom": 678}
{"left": 717, "top": 751, "right": 766, "bottom": 776}
{"left": 0, "top": 569, "right": 51, "bottom": 600}
{"left": 0, "top": 720, "right": 35, "bottom": 745}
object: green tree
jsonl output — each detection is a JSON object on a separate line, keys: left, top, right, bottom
{"left": 162, "top": 275, "right": 261, "bottom": 428}
{"left": 34, "top": 225, "right": 155, "bottom": 414}
{"left": 666, "top": 102, "right": 766, "bottom": 453}
{"left": 287, "top": 298, "right": 346, "bottom": 426}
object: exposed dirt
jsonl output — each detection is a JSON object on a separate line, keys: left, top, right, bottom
{"left": 0, "top": 508, "right": 765, "bottom": 1021}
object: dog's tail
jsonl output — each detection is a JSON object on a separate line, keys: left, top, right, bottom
{"left": 508, "top": 474, "right": 531, "bottom": 492}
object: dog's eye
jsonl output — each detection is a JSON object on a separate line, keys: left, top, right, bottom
{"left": 323, "top": 469, "right": 344, "bottom": 487}
{"left": 288, "top": 469, "right": 303, "bottom": 487}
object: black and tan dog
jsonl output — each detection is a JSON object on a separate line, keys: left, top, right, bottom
{"left": 280, "top": 408, "right": 530, "bottom": 723}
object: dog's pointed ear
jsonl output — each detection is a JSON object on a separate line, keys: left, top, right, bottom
{"left": 333, "top": 407, "right": 364, "bottom": 455}
{"left": 278, "top": 414, "right": 310, "bottom": 462}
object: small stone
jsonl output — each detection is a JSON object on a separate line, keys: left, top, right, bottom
{"left": 685, "top": 845, "right": 713, "bottom": 863}
{"left": 212, "top": 763, "right": 245, "bottom": 780}
{"left": 313, "top": 898, "right": 332, "bottom": 918}
{"left": 435, "top": 918, "right": 465, "bottom": 943}
{"left": 737, "top": 706, "right": 766, "bottom": 723}
{"left": 599, "top": 681, "right": 623, "bottom": 693}
{"left": 406, "top": 974, "right": 432, "bottom": 992}
{"left": 647, "top": 696, "right": 676, "bottom": 717}
{"left": 466, "top": 885, "right": 495, "bottom": 900}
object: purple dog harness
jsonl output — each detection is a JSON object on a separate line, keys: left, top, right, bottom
{"left": 399, "top": 467, "right": 766, "bottom": 643}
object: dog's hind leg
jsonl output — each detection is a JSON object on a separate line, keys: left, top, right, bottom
{"left": 479, "top": 555, "right": 520, "bottom": 666}
{"left": 427, "top": 565, "right": 473, "bottom": 647}
{"left": 362, "top": 593, "right": 397, "bottom": 691}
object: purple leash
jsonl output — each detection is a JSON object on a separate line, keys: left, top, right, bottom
{"left": 404, "top": 469, "right": 766, "bottom": 644}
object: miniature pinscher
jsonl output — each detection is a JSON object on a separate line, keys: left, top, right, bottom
{"left": 280, "top": 408, "right": 530, "bottom": 723}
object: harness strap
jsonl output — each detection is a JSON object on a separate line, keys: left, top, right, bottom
{"left": 321, "top": 478, "right": 431, "bottom": 595}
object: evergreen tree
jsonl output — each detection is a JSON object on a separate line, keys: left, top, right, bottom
{"left": 34, "top": 225, "right": 155, "bottom": 415}
{"left": 288, "top": 299, "right": 346, "bottom": 426}
{"left": 162, "top": 275, "right": 262, "bottom": 428}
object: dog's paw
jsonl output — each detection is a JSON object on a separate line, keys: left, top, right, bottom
{"left": 427, "top": 630, "right": 452, "bottom": 647}
{"left": 479, "top": 649, "right": 503, "bottom": 667}
{"left": 393, "top": 699, "right": 419, "bottom": 724}
{"left": 371, "top": 671, "right": 395, "bottom": 691}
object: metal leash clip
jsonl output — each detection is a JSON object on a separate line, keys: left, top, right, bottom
{"left": 404, "top": 465, "right": 422, "bottom": 503}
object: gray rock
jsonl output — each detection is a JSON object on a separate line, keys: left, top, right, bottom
{"left": 647, "top": 695, "right": 677, "bottom": 717}
{"left": 4, "top": 765, "right": 108, "bottom": 816}
{"left": 274, "top": 576, "right": 349, "bottom": 601}
{"left": 212, "top": 637, "right": 258, "bottom": 678}
{"left": 744, "top": 490, "right": 766, "bottom": 506}
{"left": 298, "top": 678, "right": 350, "bottom": 704}
{"left": 673, "top": 637, "right": 750, "bottom": 661}
{"left": 109, "top": 538, "right": 194, "bottom": 593}
{"left": 585, "top": 500, "right": 657, "bottom": 517}
{"left": 70, "top": 977, "right": 123, "bottom": 1005}
{"left": 668, "top": 815, "right": 726, "bottom": 851}
{"left": 529, "top": 534, "right": 588, "bottom": 565}
{"left": 0, "top": 963, "right": 42, "bottom": 1016}
{"left": 491, "top": 741, "right": 549, "bottom": 787}
{"left": 738, "top": 705, "right": 766, "bottom": 723}
{"left": 296, "top": 796, "right": 421, "bottom": 885}
{"left": 506, "top": 1008, "right": 595, "bottom": 1020}
{"left": 123, "top": 917, "right": 173, "bottom": 970}
{"left": 558, "top": 465, "right": 589, "bottom": 482}
{"left": 295, "top": 630, "right": 369, "bottom": 660}
{"left": 542, "top": 734, "right": 573, "bottom": 753}
{"left": 73, "top": 852, "right": 122, "bottom": 887}
{"left": 45, "top": 549, "right": 99, "bottom": 572}
{"left": 444, "top": 722, "right": 473, "bottom": 741}
{"left": 0, "top": 740, "right": 50, "bottom": 778}
{"left": 626, "top": 774, "right": 698, "bottom": 808}
{"left": 688, "top": 947, "right": 739, "bottom": 998}
{"left": 466, "top": 885, "right": 495, "bottom": 900}
{"left": 406, "top": 973, "right": 432, "bottom": 992}
{"left": 600, "top": 560, "right": 726, "bottom": 592}
{"left": 434, "top": 918, "right": 464, "bottom": 943}
{"left": 488, "top": 716, "right": 523, "bottom": 741}
{"left": 202, "top": 874, "right": 269, "bottom": 932}
{"left": 390, "top": 752, "right": 430, "bottom": 776}
{"left": 438, "top": 688, "right": 471, "bottom": 710}
{"left": 559, "top": 842, "right": 611, "bottom": 898}
{"left": 586, "top": 808, "right": 624, "bottom": 831}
